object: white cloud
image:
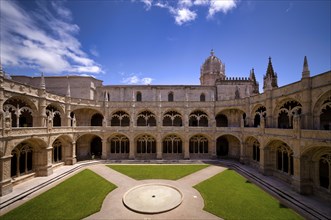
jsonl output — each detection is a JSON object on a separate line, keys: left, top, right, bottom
{"left": 193, "top": 0, "right": 209, "bottom": 6}
{"left": 122, "top": 74, "right": 153, "bottom": 85}
{"left": 0, "top": 1, "right": 102, "bottom": 74}
{"left": 171, "top": 8, "right": 197, "bottom": 25}
{"left": 179, "top": 0, "right": 193, "bottom": 7}
{"left": 90, "top": 46, "right": 99, "bottom": 57}
{"left": 208, "top": 0, "right": 237, "bottom": 18}
{"left": 141, "top": 0, "right": 153, "bottom": 10}
{"left": 140, "top": 0, "right": 238, "bottom": 24}
{"left": 154, "top": 2, "right": 197, "bottom": 25}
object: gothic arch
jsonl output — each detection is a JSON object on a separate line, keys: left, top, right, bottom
{"left": 135, "top": 134, "right": 156, "bottom": 159}
{"left": 137, "top": 110, "right": 156, "bottom": 126}
{"left": 189, "top": 110, "right": 208, "bottom": 127}
{"left": 76, "top": 134, "right": 102, "bottom": 160}
{"left": 245, "top": 136, "right": 261, "bottom": 166}
{"left": 71, "top": 108, "right": 103, "bottom": 126}
{"left": 189, "top": 134, "right": 209, "bottom": 158}
{"left": 110, "top": 110, "right": 130, "bottom": 126}
{"left": 108, "top": 134, "right": 130, "bottom": 159}
{"left": 51, "top": 135, "right": 74, "bottom": 165}
{"left": 216, "top": 134, "right": 241, "bottom": 159}
{"left": 274, "top": 99, "right": 302, "bottom": 129}
{"left": 10, "top": 138, "right": 48, "bottom": 178}
{"left": 3, "top": 96, "right": 37, "bottom": 127}
{"left": 162, "top": 134, "right": 183, "bottom": 159}
{"left": 46, "top": 104, "right": 63, "bottom": 127}
{"left": 312, "top": 90, "right": 331, "bottom": 130}
{"left": 163, "top": 110, "right": 182, "bottom": 126}
{"left": 265, "top": 140, "right": 294, "bottom": 177}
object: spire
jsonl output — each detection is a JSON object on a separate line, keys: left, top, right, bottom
{"left": 302, "top": 56, "right": 310, "bottom": 78}
{"left": 250, "top": 68, "right": 257, "bottom": 83}
{"left": 266, "top": 57, "right": 275, "bottom": 78}
{"left": 210, "top": 49, "right": 214, "bottom": 56}
{"left": 250, "top": 68, "right": 259, "bottom": 94}
{"left": 263, "top": 57, "right": 278, "bottom": 91}
{"left": 66, "top": 76, "right": 71, "bottom": 97}
{"left": 40, "top": 72, "right": 46, "bottom": 90}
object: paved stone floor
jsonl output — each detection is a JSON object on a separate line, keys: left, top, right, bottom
{"left": 1, "top": 160, "right": 331, "bottom": 220}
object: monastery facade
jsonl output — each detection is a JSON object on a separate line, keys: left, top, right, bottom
{"left": 0, "top": 51, "right": 330, "bottom": 201}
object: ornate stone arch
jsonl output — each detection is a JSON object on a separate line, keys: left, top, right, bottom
{"left": 163, "top": 110, "right": 182, "bottom": 126}
{"left": 189, "top": 109, "right": 208, "bottom": 127}
{"left": 312, "top": 90, "right": 331, "bottom": 130}
{"left": 274, "top": 98, "right": 302, "bottom": 129}
{"left": 137, "top": 110, "right": 156, "bottom": 126}
{"left": 110, "top": 110, "right": 130, "bottom": 126}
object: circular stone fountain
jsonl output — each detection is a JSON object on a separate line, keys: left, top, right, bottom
{"left": 122, "top": 183, "right": 183, "bottom": 214}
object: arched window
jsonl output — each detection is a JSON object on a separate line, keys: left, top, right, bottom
{"left": 111, "top": 111, "right": 130, "bottom": 126}
{"left": 91, "top": 113, "right": 103, "bottom": 126}
{"left": 252, "top": 141, "right": 260, "bottom": 162}
{"left": 110, "top": 135, "right": 130, "bottom": 154}
{"left": 3, "top": 98, "right": 33, "bottom": 127}
{"left": 254, "top": 106, "right": 266, "bottom": 127}
{"left": 136, "top": 92, "right": 142, "bottom": 102}
{"left": 189, "top": 135, "right": 208, "bottom": 154}
{"left": 136, "top": 135, "right": 156, "bottom": 154}
{"left": 320, "top": 100, "right": 331, "bottom": 130}
{"left": 11, "top": 143, "right": 33, "bottom": 177}
{"left": 276, "top": 144, "right": 293, "bottom": 175}
{"left": 163, "top": 111, "right": 182, "bottom": 126}
{"left": 278, "top": 100, "right": 302, "bottom": 129}
{"left": 53, "top": 140, "right": 62, "bottom": 163}
{"left": 163, "top": 135, "right": 182, "bottom": 154}
{"left": 189, "top": 110, "right": 208, "bottom": 127}
{"left": 200, "top": 93, "right": 205, "bottom": 102}
{"left": 319, "top": 153, "right": 330, "bottom": 189}
{"left": 216, "top": 114, "right": 228, "bottom": 127}
{"left": 46, "top": 105, "right": 62, "bottom": 127}
{"left": 137, "top": 111, "right": 156, "bottom": 126}
{"left": 168, "top": 92, "right": 174, "bottom": 102}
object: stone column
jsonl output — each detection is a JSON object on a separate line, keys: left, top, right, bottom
{"left": 292, "top": 155, "right": 312, "bottom": 195}
{"left": 129, "top": 138, "right": 135, "bottom": 159}
{"left": 0, "top": 155, "right": 13, "bottom": 196}
{"left": 258, "top": 147, "right": 272, "bottom": 175}
{"left": 239, "top": 142, "right": 245, "bottom": 163}
{"left": 156, "top": 137, "right": 162, "bottom": 159}
{"left": 184, "top": 139, "right": 190, "bottom": 159}
{"left": 209, "top": 138, "right": 216, "bottom": 158}
{"left": 101, "top": 138, "right": 108, "bottom": 159}
{"left": 36, "top": 147, "right": 53, "bottom": 176}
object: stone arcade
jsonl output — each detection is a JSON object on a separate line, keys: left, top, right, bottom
{"left": 0, "top": 51, "right": 330, "bottom": 202}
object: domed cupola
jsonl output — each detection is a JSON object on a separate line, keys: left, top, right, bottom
{"left": 200, "top": 49, "right": 226, "bottom": 86}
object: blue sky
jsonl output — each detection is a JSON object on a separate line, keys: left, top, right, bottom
{"left": 0, "top": 0, "right": 330, "bottom": 92}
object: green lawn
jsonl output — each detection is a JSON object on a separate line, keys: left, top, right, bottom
{"left": 107, "top": 164, "right": 209, "bottom": 180}
{"left": 194, "top": 169, "right": 303, "bottom": 220}
{"left": 2, "top": 169, "right": 116, "bottom": 220}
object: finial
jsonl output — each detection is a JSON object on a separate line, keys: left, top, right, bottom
{"left": 210, "top": 49, "right": 214, "bottom": 56}
{"left": 40, "top": 72, "right": 46, "bottom": 90}
{"left": 302, "top": 56, "right": 310, "bottom": 78}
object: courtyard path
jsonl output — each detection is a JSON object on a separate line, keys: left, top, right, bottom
{"left": 85, "top": 164, "right": 227, "bottom": 220}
